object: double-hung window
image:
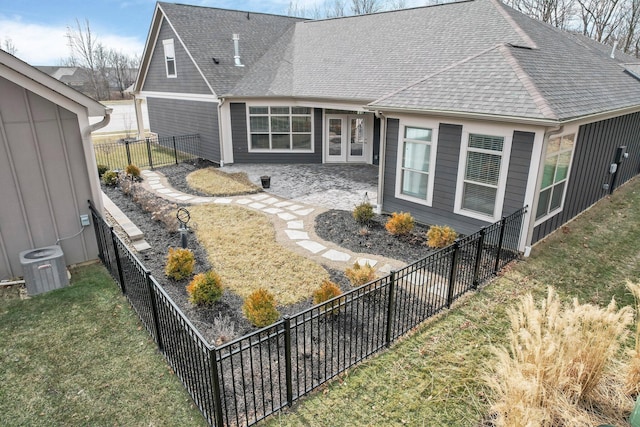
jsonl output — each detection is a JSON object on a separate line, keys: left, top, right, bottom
{"left": 535, "top": 133, "right": 574, "bottom": 220}
{"left": 397, "top": 126, "right": 435, "bottom": 205}
{"left": 460, "top": 133, "right": 504, "bottom": 218}
{"left": 249, "top": 106, "right": 312, "bottom": 151}
{"left": 163, "top": 39, "right": 176, "bottom": 78}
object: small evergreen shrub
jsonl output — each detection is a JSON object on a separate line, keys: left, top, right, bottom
{"left": 97, "top": 164, "right": 109, "bottom": 177}
{"left": 345, "top": 262, "right": 377, "bottom": 287}
{"left": 101, "top": 170, "right": 118, "bottom": 186}
{"left": 426, "top": 225, "right": 458, "bottom": 249}
{"left": 125, "top": 163, "right": 141, "bottom": 181}
{"left": 243, "top": 288, "right": 280, "bottom": 327}
{"left": 385, "top": 212, "right": 414, "bottom": 236}
{"left": 186, "top": 271, "right": 223, "bottom": 306}
{"left": 165, "top": 247, "right": 195, "bottom": 280}
{"left": 353, "top": 202, "right": 374, "bottom": 225}
{"left": 313, "top": 280, "right": 344, "bottom": 315}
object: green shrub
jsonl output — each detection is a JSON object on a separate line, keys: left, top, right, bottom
{"left": 385, "top": 212, "right": 414, "bottom": 236}
{"left": 345, "top": 262, "right": 377, "bottom": 287}
{"left": 97, "top": 164, "right": 109, "bottom": 178}
{"left": 125, "top": 164, "right": 141, "bottom": 180}
{"left": 243, "top": 288, "right": 280, "bottom": 327}
{"left": 101, "top": 170, "right": 119, "bottom": 186}
{"left": 186, "top": 271, "right": 223, "bottom": 306}
{"left": 426, "top": 225, "right": 458, "bottom": 249}
{"left": 164, "top": 247, "right": 195, "bottom": 281}
{"left": 353, "top": 202, "right": 374, "bottom": 225}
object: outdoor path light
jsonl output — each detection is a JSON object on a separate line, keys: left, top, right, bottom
{"left": 177, "top": 207, "right": 191, "bottom": 249}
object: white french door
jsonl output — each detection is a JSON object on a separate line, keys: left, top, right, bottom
{"left": 325, "top": 114, "right": 371, "bottom": 163}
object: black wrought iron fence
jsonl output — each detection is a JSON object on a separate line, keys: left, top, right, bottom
{"left": 89, "top": 200, "right": 526, "bottom": 427}
{"left": 93, "top": 134, "right": 201, "bottom": 170}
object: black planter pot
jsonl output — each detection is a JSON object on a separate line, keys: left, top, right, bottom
{"left": 260, "top": 175, "right": 271, "bottom": 189}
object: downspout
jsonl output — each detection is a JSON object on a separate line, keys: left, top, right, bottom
{"left": 85, "top": 110, "right": 112, "bottom": 136}
{"left": 374, "top": 110, "right": 386, "bottom": 214}
{"left": 82, "top": 108, "right": 112, "bottom": 215}
{"left": 523, "top": 124, "right": 564, "bottom": 256}
{"left": 218, "top": 96, "right": 225, "bottom": 166}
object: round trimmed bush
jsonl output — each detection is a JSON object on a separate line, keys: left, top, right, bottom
{"left": 186, "top": 271, "right": 223, "bottom": 306}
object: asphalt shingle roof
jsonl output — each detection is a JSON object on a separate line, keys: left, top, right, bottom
{"left": 158, "top": 0, "right": 640, "bottom": 122}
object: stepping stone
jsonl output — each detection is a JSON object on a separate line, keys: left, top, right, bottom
{"left": 214, "top": 198, "right": 233, "bottom": 204}
{"left": 192, "top": 198, "right": 211, "bottom": 203}
{"left": 263, "top": 208, "right": 283, "bottom": 214}
{"left": 356, "top": 258, "right": 378, "bottom": 267}
{"left": 157, "top": 188, "right": 172, "bottom": 194}
{"left": 148, "top": 180, "right": 161, "bottom": 185}
{"left": 377, "top": 264, "right": 394, "bottom": 274}
{"left": 236, "top": 198, "right": 252, "bottom": 205}
{"left": 176, "top": 195, "right": 193, "bottom": 201}
{"left": 322, "top": 249, "right": 351, "bottom": 262}
{"left": 262, "top": 197, "right": 279, "bottom": 205}
{"left": 250, "top": 194, "right": 269, "bottom": 201}
{"left": 132, "top": 240, "right": 151, "bottom": 252}
{"left": 150, "top": 184, "right": 164, "bottom": 190}
{"left": 285, "top": 230, "right": 309, "bottom": 240}
{"left": 288, "top": 220, "right": 304, "bottom": 229}
{"left": 287, "top": 204, "right": 304, "bottom": 211}
{"left": 296, "top": 240, "right": 326, "bottom": 254}
{"left": 249, "top": 202, "right": 266, "bottom": 209}
{"left": 278, "top": 212, "right": 297, "bottom": 221}
{"left": 167, "top": 192, "right": 182, "bottom": 197}
{"left": 274, "top": 201, "right": 292, "bottom": 207}
{"left": 293, "top": 208, "right": 314, "bottom": 216}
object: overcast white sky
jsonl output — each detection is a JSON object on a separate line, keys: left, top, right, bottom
{"left": 0, "top": 0, "right": 428, "bottom": 66}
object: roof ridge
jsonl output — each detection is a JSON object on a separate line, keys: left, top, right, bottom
{"left": 489, "top": 0, "right": 538, "bottom": 49}
{"left": 370, "top": 43, "right": 504, "bottom": 107}
{"left": 158, "top": 2, "right": 304, "bottom": 20}
{"left": 498, "top": 44, "right": 558, "bottom": 119}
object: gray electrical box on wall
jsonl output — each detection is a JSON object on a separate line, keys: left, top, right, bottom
{"left": 80, "top": 214, "right": 90, "bottom": 226}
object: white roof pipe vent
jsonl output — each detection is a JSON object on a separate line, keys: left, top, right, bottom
{"left": 611, "top": 40, "right": 619, "bottom": 59}
{"left": 233, "top": 34, "right": 244, "bottom": 67}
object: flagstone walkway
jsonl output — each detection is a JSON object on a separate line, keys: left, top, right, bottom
{"left": 129, "top": 169, "right": 405, "bottom": 275}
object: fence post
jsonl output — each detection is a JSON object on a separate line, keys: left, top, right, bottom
{"left": 385, "top": 270, "right": 397, "bottom": 347}
{"left": 494, "top": 217, "right": 507, "bottom": 274}
{"left": 125, "top": 140, "right": 132, "bottom": 166}
{"left": 145, "top": 270, "right": 163, "bottom": 351}
{"left": 472, "top": 228, "right": 486, "bottom": 290}
{"left": 283, "top": 316, "right": 293, "bottom": 406}
{"left": 146, "top": 138, "right": 154, "bottom": 170}
{"left": 172, "top": 136, "right": 179, "bottom": 165}
{"left": 447, "top": 241, "right": 460, "bottom": 308}
{"left": 209, "top": 346, "right": 225, "bottom": 427}
{"left": 109, "top": 226, "right": 127, "bottom": 295}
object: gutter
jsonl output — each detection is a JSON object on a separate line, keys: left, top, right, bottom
{"left": 218, "top": 96, "right": 226, "bottom": 166}
{"left": 374, "top": 110, "right": 386, "bottom": 214}
{"left": 84, "top": 108, "right": 112, "bottom": 136}
{"left": 523, "top": 124, "right": 564, "bottom": 256}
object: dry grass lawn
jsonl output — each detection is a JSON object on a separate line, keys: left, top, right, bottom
{"left": 186, "top": 167, "right": 262, "bottom": 196}
{"left": 190, "top": 204, "right": 328, "bottom": 305}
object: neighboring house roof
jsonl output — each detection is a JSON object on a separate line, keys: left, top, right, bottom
{"left": 1, "top": 50, "right": 109, "bottom": 117}
{"left": 138, "top": 0, "right": 640, "bottom": 123}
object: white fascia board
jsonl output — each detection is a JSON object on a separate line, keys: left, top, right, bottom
{"left": 134, "top": 5, "right": 162, "bottom": 94}
{"left": 139, "top": 91, "right": 219, "bottom": 103}
{"left": 227, "top": 97, "right": 373, "bottom": 112}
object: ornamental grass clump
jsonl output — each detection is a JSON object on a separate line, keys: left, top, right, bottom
{"left": 243, "top": 288, "right": 280, "bottom": 328}
{"left": 625, "top": 280, "right": 640, "bottom": 397}
{"left": 125, "top": 163, "right": 142, "bottom": 181}
{"left": 426, "top": 225, "right": 458, "bottom": 249}
{"left": 385, "top": 212, "right": 414, "bottom": 236}
{"left": 164, "top": 247, "right": 195, "bottom": 281}
{"left": 345, "top": 262, "right": 377, "bottom": 288}
{"left": 186, "top": 271, "right": 223, "bottom": 306}
{"left": 486, "top": 286, "right": 634, "bottom": 427}
{"left": 353, "top": 202, "right": 374, "bottom": 225}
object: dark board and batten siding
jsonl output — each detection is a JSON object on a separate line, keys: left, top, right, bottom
{"left": 147, "top": 97, "right": 220, "bottom": 163}
{"left": 142, "top": 20, "right": 212, "bottom": 95}
{"left": 230, "top": 102, "right": 322, "bottom": 163}
{"left": 383, "top": 121, "right": 534, "bottom": 235}
{"left": 533, "top": 111, "right": 640, "bottom": 243}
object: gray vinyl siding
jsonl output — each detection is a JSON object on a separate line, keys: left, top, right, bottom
{"left": 0, "top": 76, "right": 98, "bottom": 279}
{"left": 383, "top": 121, "right": 487, "bottom": 234}
{"left": 503, "top": 131, "right": 535, "bottom": 215}
{"left": 533, "top": 111, "right": 640, "bottom": 243}
{"left": 230, "top": 102, "right": 322, "bottom": 163}
{"left": 141, "top": 19, "right": 212, "bottom": 95}
{"left": 147, "top": 97, "right": 220, "bottom": 162}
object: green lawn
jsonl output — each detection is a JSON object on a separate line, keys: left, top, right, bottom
{"left": 265, "top": 177, "right": 640, "bottom": 426}
{"left": 0, "top": 263, "right": 206, "bottom": 427}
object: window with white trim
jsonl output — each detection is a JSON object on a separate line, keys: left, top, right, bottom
{"left": 535, "top": 133, "right": 575, "bottom": 220}
{"left": 163, "top": 39, "right": 176, "bottom": 78}
{"left": 399, "top": 126, "right": 434, "bottom": 202}
{"left": 461, "top": 133, "right": 504, "bottom": 217}
{"left": 248, "top": 106, "right": 312, "bottom": 151}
